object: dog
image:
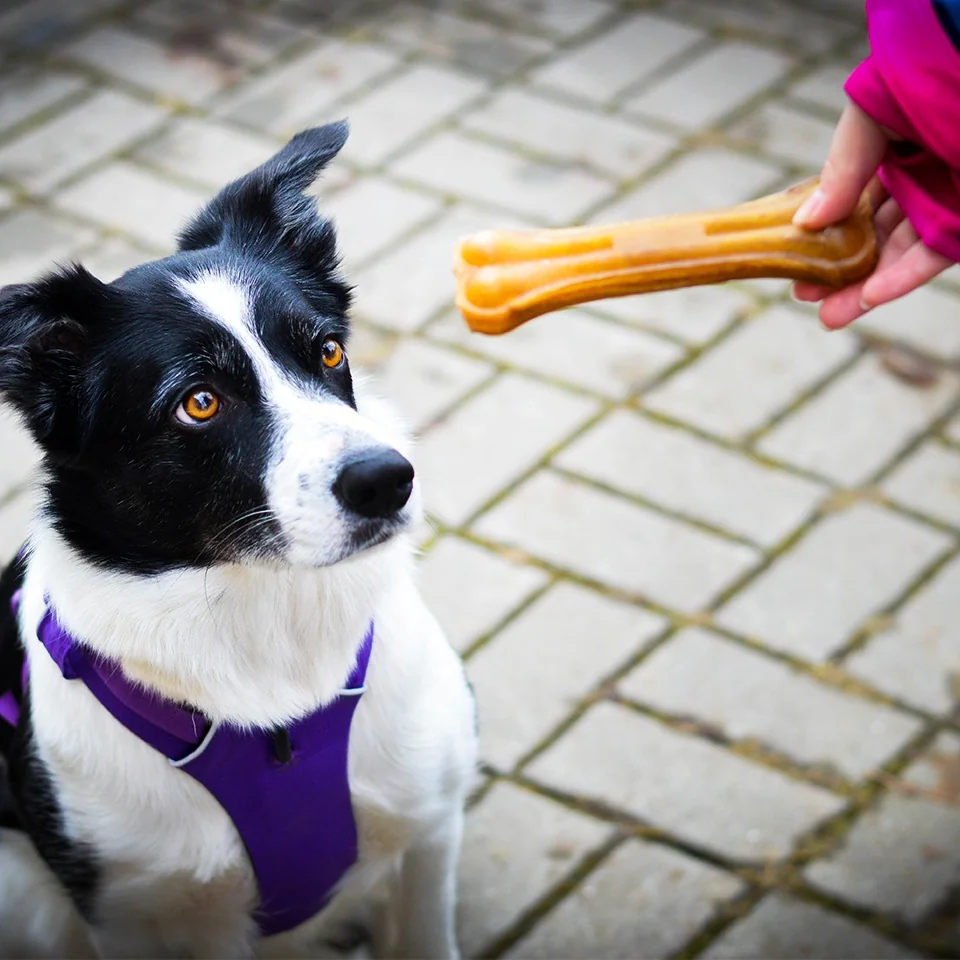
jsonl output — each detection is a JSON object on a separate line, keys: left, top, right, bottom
{"left": 0, "top": 121, "right": 478, "bottom": 959}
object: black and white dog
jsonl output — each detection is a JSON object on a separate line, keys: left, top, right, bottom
{"left": 0, "top": 122, "right": 477, "bottom": 958}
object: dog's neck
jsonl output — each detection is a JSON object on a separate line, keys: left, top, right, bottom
{"left": 23, "top": 525, "right": 408, "bottom": 728}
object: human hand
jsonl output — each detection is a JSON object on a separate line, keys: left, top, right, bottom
{"left": 791, "top": 102, "right": 951, "bottom": 329}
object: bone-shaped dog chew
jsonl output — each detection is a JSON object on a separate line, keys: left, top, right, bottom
{"left": 453, "top": 178, "right": 878, "bottom": 336}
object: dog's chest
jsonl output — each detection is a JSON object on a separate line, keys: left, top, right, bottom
{"left": 19, "top": 548, "right": 475, "bottom": 950}
{"left": 31, "top": 637, "right": 452, "bottom": 944}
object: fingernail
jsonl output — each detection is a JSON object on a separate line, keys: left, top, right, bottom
{"left": 793, "top": 189, "right": 824, "bottom": 225}
{"left": 858, "top": 296, "right": 872, "bottom": 313}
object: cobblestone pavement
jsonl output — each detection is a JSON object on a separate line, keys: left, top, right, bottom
{"left": 1, "top": 0, "right": 960, "bottom": 957}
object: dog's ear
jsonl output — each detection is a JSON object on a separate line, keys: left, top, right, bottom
{"left": 0, "top": 265, "right": 111, "bottom": 450}
{"left": 178, "top": 121, "right": 350, "bottom": 253}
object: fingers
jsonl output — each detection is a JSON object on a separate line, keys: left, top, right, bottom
{"left": 818, "top": 282, "right": 871, "bottom": 329}
{"left": 784, "top": 101, "right": 948, "bottom": 328}
{"left": 791, "top": 196, "right": 905, "bottom": 304}
{"left": 818, "top": 221, "right": 950, "bottom": 328}
{"left": 794, "top": 103, "right": 889, "bottom": 229}
{"left": 792, "top": 281, "right": 831, "bottom": 302}
{"left": 873, "top": 195, "right": 908, "bottom": 244}
{"left": 861, "top": 240, "right": 952, "bottom": 307}
{"left": 818, "top": 217, "right": 916, "bottom": 328}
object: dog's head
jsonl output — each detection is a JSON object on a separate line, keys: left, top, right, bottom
{"left": 0, "top": 122, "right": 419, "bottom": 574}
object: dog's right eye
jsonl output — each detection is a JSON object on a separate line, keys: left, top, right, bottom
{"left": 176, "top": 388, "right": 222, "bottom": 425}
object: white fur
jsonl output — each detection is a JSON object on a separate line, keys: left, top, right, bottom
{"left": 0, "top": 274, "right": 478, "bottom": 957}
{"left": 178, "top": 271, "right": 421, "bottom": 568}
{"left": 0, "top": 830, "right": 96, "bottom": 958}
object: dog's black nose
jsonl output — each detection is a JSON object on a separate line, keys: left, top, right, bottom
{"left": 335, "top": 449, "right": 414, "bottom": 518}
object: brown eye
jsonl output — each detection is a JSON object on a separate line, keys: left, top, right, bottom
{"left": 176, "top": 388, "right": 221, "bottom": 424}
{"left": 320, "top": 338, "right": 344, "bottom": 369}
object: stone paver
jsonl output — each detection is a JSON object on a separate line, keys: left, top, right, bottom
{"left": 620, "top": 628, "right": 921, "bottom": 780}
{"left": 462, "top": 89, "right": 675, "bottom": 179}
{"left": 729, "top": 102, "right": 837, "bottom": 168}
{"left": 945, "top": 411, "right": 960, "bottom": 446}
{"left": 322, "top": 177, "right": 441, "bottom": 271}
{"left": 846, "top": 555, "right": 960, "bottom": 715}
{"left": 555, "top": 409, "right": 827, "bottom": 546}
{"left": 806, "top": 765, "right": 960, "bottom": 923}
{"left": 54, "top": 162, "right": 208, "bottom": 250}
{"left": 218, "top": 41, "right": 401, "bottom": 135}
{"left": 133, "top": 0, "right": 304, "bottom": 67}
{"left": 591, "top": 285, "right": 752, "bottom": 345}
{"left": 391, "top": 132, "right": 613, "bottom": 225}
{"left": 527, "top": 701, "right": 845, "bottom": 862}
{"left": 703, "top": 893, "right": 918, "bottom": 960}
{"left": 64, "top": 26, "right": 235, "bottom": 105}
{"left": 80, "top": 237, "right": 151, "bottom": 283}
{"left": 717, "top": 503, "right": 951, "bottom": 661}
{"left": 0, "top": 209, "right": 95, "bottom": 286}
{"left": 133, "top": 119, "right": 278, "bottom": 190}
{"left": 476, "top": 470, "right": 759, "bottom": 612}
{"left": 468, "top": 582, "right": 666, "bottom": 770}
{"left": 625, "top": 42, "right": 791, "bottom": 131}
{"left": 417, "top": 375, "right": 599, "bottom": 527}
{"left": 662, "top": 0, "right": 857, "bottom": 54}
{"left": 0, "top": 68, "right": 87, "bottom": 133}
{"left": 431, "top": 308, "right": 684, "bottom": 399}
{"left": 0, "top": 90, "right": 167, "bottom": 194}
{"left": 352, "top": 205, "right": 533, "bottom": 331}
{"left": 902, "top": 731, "right": 960, "bottom": 800}
{"left": 417, "top": 537, "right": 549, "bottom": 654}
{"left": 367, "top": 338, "right": 494, "bottom": 433}
{"left": 594, "top": 147, "right": 783, "bottom": 222}
{"left": 381, "top": 5, "right": 552, "bottom": 79}
{"left": 507, "top": 839, "right": 745, "bottom": 959}
{"left": 530, "top": 13, "right": 705, "bottom": 104}
{"left": 0, "top": 0, "right": 125, "bottom": 53}
{"left": 479, "top": 0, "right": 616, "bottom": 40}
{"left": 317, "top": 63, "right": 487, "bottom": 168}
{"left": 759, "top": 355, "right": 960, "bottom": 487}
{"left": 457, "top": 781, "right": 614, "bottom": 958}
{"left": 854, "top": 285, "right": 960, "bottom": 361}
{"left": 882, "top": 441, "right": 960, "bottom": 528}
{"left": 1, "top": 2, "right": 958, "bottom": 956}
{"left": 644, "top": 305, "right": 858, "bottom": 441}
{"left": 788, "top": 65, "right": 852, "bottom": 113}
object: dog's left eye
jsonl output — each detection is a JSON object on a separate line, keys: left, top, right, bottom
{"left": 176, "top": 388, "right": 222, "bottom": 425}
{"left": 319, "top": 338, "right": 344, "bottom": 370}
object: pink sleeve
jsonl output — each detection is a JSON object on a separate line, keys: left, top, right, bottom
{"left": 844, "top": 0, "right": 960, "bottom": 261}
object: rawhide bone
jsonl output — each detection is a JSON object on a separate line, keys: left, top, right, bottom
{"left": 453, "top": 177, "right": 878, "bottom": 336}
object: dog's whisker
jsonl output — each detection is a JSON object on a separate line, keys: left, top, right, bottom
{"left": 0, "top": 121, "right": 472, "bottom": 958}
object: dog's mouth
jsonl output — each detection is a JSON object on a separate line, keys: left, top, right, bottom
{"left": 347, "top": 515, "right": 408, "bottom": 556}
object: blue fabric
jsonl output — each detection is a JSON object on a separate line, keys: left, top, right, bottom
{"left": 6, "top": 592, "right": 374, "bottom": 938}
{"left": 934, "top": 0, "right": 960, "bottom": 50}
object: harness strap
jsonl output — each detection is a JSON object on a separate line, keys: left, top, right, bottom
{"left": 3, "top": 590, "right": 374, "bottom": 937}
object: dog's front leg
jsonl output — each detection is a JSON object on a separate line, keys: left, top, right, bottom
{"left": 392, "top": 811, "right": 463, "bottom": 960}
{"left": 91, "top": 913, "right": 256, "bottom": 960}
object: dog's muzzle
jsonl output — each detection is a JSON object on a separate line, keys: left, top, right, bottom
{"left": 334, "top": 448, "right": 414, "bottom": 519}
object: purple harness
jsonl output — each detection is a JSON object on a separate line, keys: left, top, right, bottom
{"left": 0, "top": 590, "right": 373, "bottom": 937}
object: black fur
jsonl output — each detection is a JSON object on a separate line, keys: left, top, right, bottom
{"left": 0, "top": 123, "right": 360, "bottom": 925}
{"left": 0, "top": 550, "right": 25, "bottom": 830}
{"left": 5, "top": 694, "right": 101, "bottom": 920}
{"left": 0, "top": 551, "right": 100, "bottom": 916}
{"left": 0, "top": 122, "right": 355, "bottom": 576}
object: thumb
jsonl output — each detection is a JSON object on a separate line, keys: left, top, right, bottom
{"left": 794, "top": 102, "right": 889, "bottom": 228}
